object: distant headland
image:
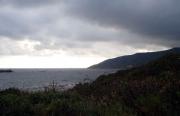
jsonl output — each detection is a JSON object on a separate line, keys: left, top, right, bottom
{"left": 0, "top": 69, "right": 13, "bottom": 73}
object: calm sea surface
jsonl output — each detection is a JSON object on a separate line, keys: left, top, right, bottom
{"left": 0, "top": 69, "right": 116, "bottom": 90}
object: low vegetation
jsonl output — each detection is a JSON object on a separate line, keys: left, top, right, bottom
{"left": 0, "top": 53, "right": 180, "bottom": 116}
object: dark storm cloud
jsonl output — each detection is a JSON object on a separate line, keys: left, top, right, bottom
{"left": 0, "top": 0, "right": 179, "bottom": 56}
{"left": 65, "top": 0, "right": 180, "bottom": 46}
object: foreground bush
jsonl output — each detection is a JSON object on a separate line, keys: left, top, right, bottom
{"left": 0, "top": 88, "right": 135, "bottom": 116}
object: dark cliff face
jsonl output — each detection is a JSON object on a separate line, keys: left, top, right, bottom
{"left": 89, "top": 47, "right": 180, "bottom": 69}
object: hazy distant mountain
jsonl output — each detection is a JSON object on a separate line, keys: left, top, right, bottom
{"left": 89, "top": 47, "right": 180, "bottom": 69}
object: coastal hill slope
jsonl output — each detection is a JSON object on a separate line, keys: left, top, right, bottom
{"left": 89, "top": 47, "right": 180, "bottom": 69}
{"left": 74, "top": 53, "right": 180, "bottom": 115}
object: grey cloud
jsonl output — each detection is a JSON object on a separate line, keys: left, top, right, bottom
{"left": 0, "top": 11, "right": 34, "bottom": 38}
{"left": 0, "top": 0, "right": 179, "bottom": 57}
{"left": 64, "top": 0, "right": 180, "bottom": 46}
{"left": 0, "top": 5, "right": 64, "bottom": 39}
{"left": 0, "top": 0, "right": 61, "bottom": 8}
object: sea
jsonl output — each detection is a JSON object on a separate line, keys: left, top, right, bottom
{"left": 0, "top": 68, "right": 117, "bottom": 91}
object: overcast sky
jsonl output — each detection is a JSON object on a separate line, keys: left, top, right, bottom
{"left": 0, "top": 0, "right": 179, "bottom": 68}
